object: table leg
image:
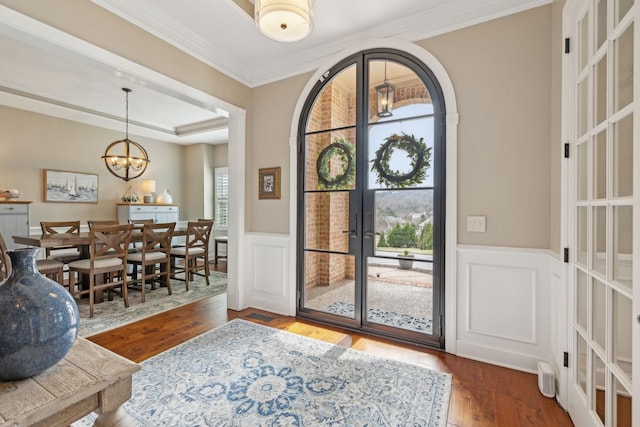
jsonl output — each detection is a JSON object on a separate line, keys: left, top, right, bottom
{"left": 92, "top": 377, "right": 136, "bottom": 427}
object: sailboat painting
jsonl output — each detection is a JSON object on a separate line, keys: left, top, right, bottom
{"left": 44, "top": 170, "right": 98, "bottom": 203}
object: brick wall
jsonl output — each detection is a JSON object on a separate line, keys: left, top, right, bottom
{"left": 304, "top": 75, "right": 429, "bottom": 289}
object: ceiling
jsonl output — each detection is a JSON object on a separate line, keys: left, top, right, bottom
{"left": 0, "top": 0, "right": 550, "bottom": 145}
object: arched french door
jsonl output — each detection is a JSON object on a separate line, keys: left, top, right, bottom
{"left": 296, "top": 49, "right": 446, "bottom": 348}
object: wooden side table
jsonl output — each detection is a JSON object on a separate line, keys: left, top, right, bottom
{"left": 0, "top": 337, "right": 140, "bottom": 427}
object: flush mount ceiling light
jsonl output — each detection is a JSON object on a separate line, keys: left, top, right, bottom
{"left": 101, "top": 88, "right": 150, "bottom": 182}
{"left": 376, "top": 62, "right": 396, "bottom": 118}
{"left": 254, "top": 0, "right": 313, "bottom": 42}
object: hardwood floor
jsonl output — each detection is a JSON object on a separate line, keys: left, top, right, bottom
{"left": 88, "top": 260, "right": 574, "bottom": 427}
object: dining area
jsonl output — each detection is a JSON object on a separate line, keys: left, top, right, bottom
{"left": 2, "top": 218, "right": 216, "bottom": 318}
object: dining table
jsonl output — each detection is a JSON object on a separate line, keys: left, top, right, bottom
{"left": 12, "top": 226, "right": 189, "bottom": 253}
{"left": 12, "top": 226, "right": 189, "bottom": 302}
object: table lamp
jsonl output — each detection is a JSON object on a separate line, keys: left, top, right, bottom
{"left": 141, "top": 179, "right": 156, "bottom": 204}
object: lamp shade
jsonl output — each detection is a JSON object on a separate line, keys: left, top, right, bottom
{"left": 141, "top": 179, "right": 156, "bottom": 193}
{"left": 255, "top": 0, "right": 313, "bottom": 42}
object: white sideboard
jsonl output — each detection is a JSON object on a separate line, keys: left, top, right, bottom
{"left": 0, "top": 201, "right": 31, "bottom": 250}
{"left": 117, "top": 203, "right": 179, "bottom": 224}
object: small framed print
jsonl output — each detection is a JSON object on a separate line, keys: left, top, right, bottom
{"left": 258, "top": 167, "right": 280, "bottom": 200}
{"left": 44, "top": 169, "right": 99, "bottom": 203}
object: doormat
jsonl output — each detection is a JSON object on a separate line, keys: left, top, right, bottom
{"left": 325, "top": 301, "right": 433, "bottom": 334}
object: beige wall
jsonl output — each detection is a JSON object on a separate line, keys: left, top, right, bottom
{"left": 0, "top": 106, "right": 184, "bottom": 225}
{"left": 182, "top": 143, "right": 229, "bottom": 222}
{"left": 248, "top": 72, "right": 312, "bottom": 233}
{"left": 0, "top": 0, "right": 247, "bottom": 230}
{"left": 1, "top": 2, "right": 562, "bottom": 250}
{"left": 418, "top": 5, "right": 552, "bottom": 248}
{"left": 247, "top": 5, "right": 558, "bottom": 249}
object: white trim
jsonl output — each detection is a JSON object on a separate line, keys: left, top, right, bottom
{"left": 288, "top": 38, "right": 459, "bottom": 352}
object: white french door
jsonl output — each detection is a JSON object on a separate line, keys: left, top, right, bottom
{"left": 564, "top": 0, "right": 639, "bottom": 426}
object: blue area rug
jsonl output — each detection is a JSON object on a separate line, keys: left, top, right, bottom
{"left": 75, "top": 318, "right": 451, "bottom": 426}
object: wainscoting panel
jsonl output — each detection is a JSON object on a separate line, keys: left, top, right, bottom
{"left": 457, "top": 246, "right": 552, "bottom": 373}
{"left": 466, "top": 263, "right": 537, "bottom": 343}
{"left": 244, "top": 233, "right": 291, "bottom": 315}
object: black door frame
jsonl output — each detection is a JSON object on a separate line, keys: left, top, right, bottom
{"left": 296, "top": 48, "right": 446, "bottom": 349}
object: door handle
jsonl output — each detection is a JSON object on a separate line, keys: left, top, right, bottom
{"left": 363, "top": 212, "right": 374, "bottom": 238}
{"left": 349, "top": 212, "right": 358, "bottom": 237}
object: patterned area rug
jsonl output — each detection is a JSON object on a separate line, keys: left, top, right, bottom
{"left": 75, "top": 319, "right": 451, "bottom": 426}
{"left": 325, "top": 301, "right": 433, "bottom": 334}
{"left": 78, "top": 272, "right": 227, "bottom": 337}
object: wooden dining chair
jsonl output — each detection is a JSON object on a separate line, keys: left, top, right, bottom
{"left": 128, "top": 219, "right": 154, "bottom": 225}
{"left": 40, "top": 221, "right": 82, "bottom": 263}
{"left": 0, "top": 232, "right": 11, "bottom": 281}
{"left": 0, "top": 232, "right": 65, "bottom": 285}
{"left": 67, "top": 224, "right": 133, "bottom": 318}
{"left": 127, "top": 222, "right": 175, "bottom": 302}
{"left": 170, "top": 220, "right": 213, "bottom": 290}
{"left": 87, "top": 220, "right": 118, "bottom": 229}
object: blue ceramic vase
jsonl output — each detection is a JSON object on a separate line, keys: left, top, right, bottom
{"left": 0, "top": 248, "right": 79, "bottom": 381}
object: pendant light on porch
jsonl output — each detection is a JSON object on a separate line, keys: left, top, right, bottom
{"left": 375, "top": 62, "right": 395, "bottom": 118}
{"left": 102, "top": 88, "right": 150, "bottom": 182}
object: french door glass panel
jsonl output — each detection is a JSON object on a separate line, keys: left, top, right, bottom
{"left": 567, "top": 1, "right": 635, "bottom": 425}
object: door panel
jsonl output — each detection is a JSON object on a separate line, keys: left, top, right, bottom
{"left": 565, "top": 1, "right": 637, "bottom": 425}
{"left": 298, "top": 50, "right": 445, "bottom": 348}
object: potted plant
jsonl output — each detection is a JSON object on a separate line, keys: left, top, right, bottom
{"left": 397, "top": 249, "right": 415, "bottom": 270}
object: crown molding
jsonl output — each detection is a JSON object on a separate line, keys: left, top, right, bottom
{"left": 91, "top": 0, "right": 256, "bottom": 87}
{"left": 92, "top": 0, "right": 551, "bottom": 88}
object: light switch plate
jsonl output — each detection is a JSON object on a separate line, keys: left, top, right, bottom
{"left": 467, "top": 215, "right": 486, "bottom": 232}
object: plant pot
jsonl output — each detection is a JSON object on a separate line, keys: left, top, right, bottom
{"left": 0, "top": 248, "right": 80, "bottom": 380}
{"left": 398, "top": 256, "right": 414, "bottom": 270}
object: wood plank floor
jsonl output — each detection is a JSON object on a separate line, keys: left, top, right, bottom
{"left": 88, "top": 261, "right": 574, "bottom": 427}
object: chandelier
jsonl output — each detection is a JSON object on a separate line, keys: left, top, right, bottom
{"left": 102, "top": 88, "right": 150, "bottom": 181}
{"left": 375, "top": 62, "right": 395, "bottom": 118}
{"left": 254, "top": 0, "right": 313, "bottom": 42}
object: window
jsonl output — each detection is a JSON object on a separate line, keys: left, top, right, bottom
{"left": 215, "top": 167, "right": 228, "bottom": 229}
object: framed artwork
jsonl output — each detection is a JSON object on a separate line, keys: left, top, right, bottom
{"left": 44, "top": 169, "right": 99, "bottom": 203}
{"left": 258, "top": 167, "right": 281, "bottom": 200}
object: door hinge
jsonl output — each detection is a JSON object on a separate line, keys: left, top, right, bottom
{"left": 564, "top": 38, "right": 570, "bottom": 54}
{"left": 438, "top": 314, "right": 443, "bottom": 336}
{"left": 563, "top": 248, "right": 569, "bottom": 263}
{"left": 297, "top": 141, "right": 302, "bottom": 153}
{"left": 563, "top": 351, "right": 569, "bottom": 368}
{"left": 564, "top": 143, "right": 570, "bottom": 158}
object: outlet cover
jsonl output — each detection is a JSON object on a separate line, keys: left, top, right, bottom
{"left": 467, "top": 215, "right": 486, "bottom": 232}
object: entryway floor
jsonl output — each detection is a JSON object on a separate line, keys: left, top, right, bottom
{"left": 305, "top": 265, "right": 433, "bottom": 333}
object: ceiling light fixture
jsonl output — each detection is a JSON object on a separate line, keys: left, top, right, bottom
{"left": 102, "top": 88, "right": 150, "bottom": 181}
{"left": 254, "top": 0, "right": 313, "bottom": 43}
{"left": 375, "top": 62, "right": 396, "bottom": 118}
